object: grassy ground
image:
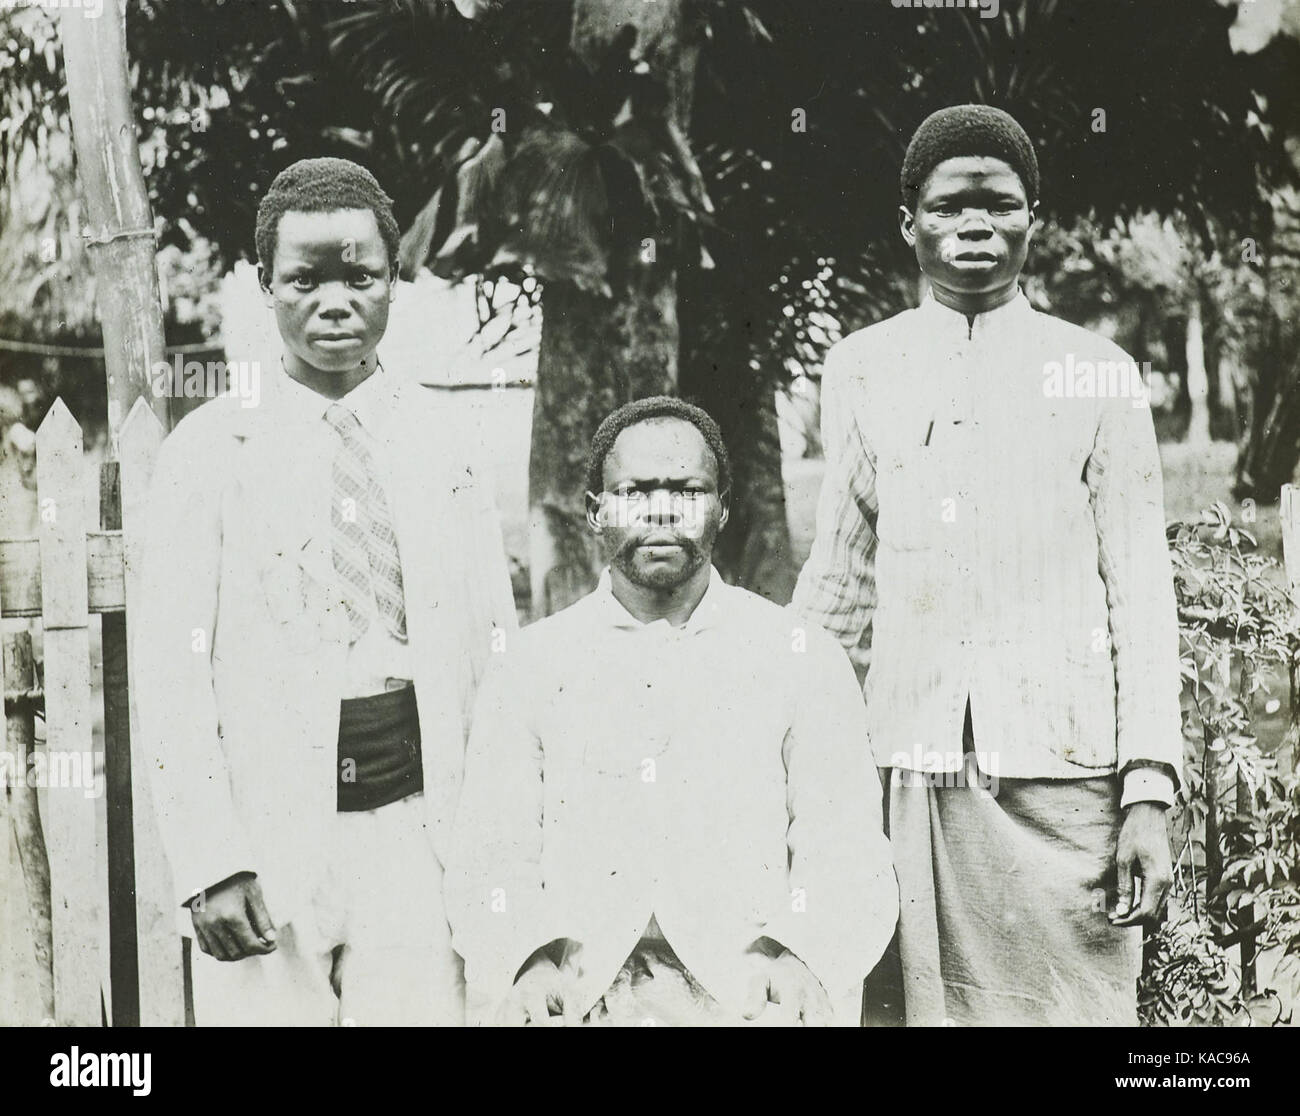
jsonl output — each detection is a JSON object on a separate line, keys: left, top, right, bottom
{"left": 1158, "top": 440, "right": 1283, "bottom": 559}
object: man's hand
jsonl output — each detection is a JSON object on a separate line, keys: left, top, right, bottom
{"left": 190, "top": 873, "right": 277, "bottom": 962}
{"left": 741, "top": 941, "right": 833, "bottom": 1026}
{"left": 1109, "top": 802, "right": 1173, "bottom": 927}
{"left": 498, "top": 956, "right": 581, "bottom": 1026}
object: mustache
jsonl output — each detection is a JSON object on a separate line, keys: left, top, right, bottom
{"left": 614, "top": 534, "right": 703, "bottom": 560}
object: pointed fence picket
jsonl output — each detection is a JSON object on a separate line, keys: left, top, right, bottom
{"left": 1, "top": 397, "right": 182, "bottom": 1025}
{"left": 35, "top": 400, "right": 104, "bottom": 1026}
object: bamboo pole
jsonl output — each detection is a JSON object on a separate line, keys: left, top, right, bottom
{"left": 59, "top": 0, "right": 175, "bottom": 1025}
{"left": 58, "top": 0, "right": 170, "bottom": 437}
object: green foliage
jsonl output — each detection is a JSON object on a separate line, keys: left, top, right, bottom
{"left": 1139, "top": 909, "right": 1250, "bottom": 1026}
{"left": 0, "top": 7, "right": 64, "bottom": 176}
{"left": 8, "top": 0, "right": 1298, "bottom": 389}
{"left": 1145, "top": 502, "right": 1300, "bottom": 1024}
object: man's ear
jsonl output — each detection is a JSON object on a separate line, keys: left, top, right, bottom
{"left": 257, "top": 263, "right": 275, "bottom": 308}
{"left": 899, "top": 204, "right": 917, "bottom": 248}
{"left": 1026, "top": 200, "right": 1040, "bottom": 244}
{"left": 389, "top": 264, "right": 400, "bottom": 302}
{"left": 584, "top": 491, "right": 604, "bottom": 534}
{"left": 717, "top": 488, "right": 731, "bottom": 532}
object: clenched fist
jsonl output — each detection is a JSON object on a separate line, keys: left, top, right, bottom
{"left": 191, "top": 873, "right": 278, "bottom": 962}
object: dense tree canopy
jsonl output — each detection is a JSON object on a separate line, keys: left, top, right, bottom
{"left": 5, "top": 0, "right": 1295, "bottom": 371}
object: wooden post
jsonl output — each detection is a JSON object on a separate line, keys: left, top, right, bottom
{"left": 1281, "top": 484, "right": 1300, "bottom": 774}
{"left": 1235, "top": 772, "right": 1258, "bottom": 997}
{"left": 100, "top": 459, "right": 139, "bottom": 1025}
{"left": 119, "top": 399, "right": 184, "bottom": 1025}
{"left": 58, "top": 0, "right": 169, "bottom": 436}
{"left": 1203, "top": 647, "right": 1230, "bottom": 916}
{"left": 1204, "top": 733, "right": 1221, "bottom": 899}
{"left": 2, "top": 627, "right": 54, "bottom": 1025}
{"left": 1235, "top": 658, "right": 1258, "bottom": 997}
{"left": 37, "top": 400, "right": 107, "bottom": 1025}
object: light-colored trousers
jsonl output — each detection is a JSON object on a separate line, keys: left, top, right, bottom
{"left": 190, "top": 793, "right": 463, "bottom": 1026}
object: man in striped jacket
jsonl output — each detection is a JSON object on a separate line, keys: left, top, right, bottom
{"left": 792, "top": 105, "right": 1182, "bottom": 1026}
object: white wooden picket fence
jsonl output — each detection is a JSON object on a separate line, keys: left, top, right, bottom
{"left": 0, "top": 397, "right": 184, "bottom": 1026}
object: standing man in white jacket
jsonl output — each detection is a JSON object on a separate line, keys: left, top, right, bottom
{"left": 134, "top": 158, "right": 516, "bottom": 1026}
{"left": 446, "top": 396, "right": 897, "bottom": 1026}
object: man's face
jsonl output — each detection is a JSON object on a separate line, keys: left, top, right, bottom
{"left": 259, "top": 209, "right": 395, "bottom": 378}
{"left": 900, "top": 156, "right": 1035, "bottom": 297}
{"left": 587, "top": 418, "right": 729, "bottom": 592}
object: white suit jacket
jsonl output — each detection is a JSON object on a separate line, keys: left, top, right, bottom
{"left": 445, "top": 569, "right": 899, "bottom": 1025}
{"left": 133, "top": 369, "right": 517, "bottom": 928}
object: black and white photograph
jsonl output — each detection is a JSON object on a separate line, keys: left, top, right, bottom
{"left": 1, "top": 0, "right": 1298, "bottom": 1092}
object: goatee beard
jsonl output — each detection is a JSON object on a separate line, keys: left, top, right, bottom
{"left": 613, "top": 536, "right": 706, "bottom": 589}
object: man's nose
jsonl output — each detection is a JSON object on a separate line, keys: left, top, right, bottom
{"left": 644, "top": 490, "right": 682, "bottom": 523}
{"left": 957, "top": 211, "right": 993, "bottom": 236}
{"left": 317, "top": 284, "right": 356, "bottom": 317}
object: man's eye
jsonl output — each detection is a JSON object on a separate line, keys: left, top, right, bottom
{"left": 350, "top": 273, "right": 376, "bottom": 288}
{"left": 290, "top": 275, "right": 315, "bottom": 290}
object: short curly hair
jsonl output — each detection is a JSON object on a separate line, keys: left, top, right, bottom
{"left": 255, "top": 157, "right": 401, "bottom": 279}
{"left": 586, "top": 396, "right": 732, "bottom": 497}
{"left": 900, "top": 104, "right": 1040, "bottom": 210}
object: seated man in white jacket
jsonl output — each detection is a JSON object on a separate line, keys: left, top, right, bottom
{"left": 446, "top": 396, "right": 897, "bottom": 1026}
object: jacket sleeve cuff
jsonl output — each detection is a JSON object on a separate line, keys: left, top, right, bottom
{"left": 1120, "top": 767, "right": 1176, "bottom": 808}
{"left": 170, "top": 840, "right": 258, "bottom": 911}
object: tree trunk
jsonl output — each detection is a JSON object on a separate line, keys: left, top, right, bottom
{"left": 1185, "top": 296, "right": 1211, "bottom": 446}
{"left": 682, "top": 364, "right": 797, "bottom": 603}
{"left": 529, "top": 273, "right": 679, "bottom": 616}
{"left": 1164, "top": 311, "right": 1192, "bottom": 442}
{"left": 1234, "top": 221, "right": 1300, "bottom": 502}
{"left": 526, "top": 0, "right": 692, "bottom": 618}
{"left": 1199, "top": 276, "right": 1237, "bottom": 442}
{"left": 677, "top": 258, "right": 799, "bottom": 604}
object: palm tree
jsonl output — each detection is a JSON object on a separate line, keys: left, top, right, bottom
{"left": 326, "top": 0, "right": 718, "bottom": 615}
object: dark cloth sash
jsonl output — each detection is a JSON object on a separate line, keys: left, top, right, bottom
{"left": 336, "top": 685, "right": 423, "bottom": 813}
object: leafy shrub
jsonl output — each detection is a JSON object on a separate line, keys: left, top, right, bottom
{"left": 1143, "top": 502, "right": 1300, "bottom": 1025}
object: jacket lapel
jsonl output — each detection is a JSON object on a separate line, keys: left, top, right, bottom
{"left": 381, "top": 384, "right": 471, "bottom": 850}
{"left": 230, "top": 390, "right": 323, "bottom": 559}
{"left": 383, "top": 382, "right": 448, "bottom": 627}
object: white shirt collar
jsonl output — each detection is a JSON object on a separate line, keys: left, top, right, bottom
{"left": 271, "top": 359, "right": 400, "bottom": 434}
{"left": 916, "top": 286, "right": 1034, "bottom": 341}
{"left": 592, "top": 565, "right": 732, "bottom": 634}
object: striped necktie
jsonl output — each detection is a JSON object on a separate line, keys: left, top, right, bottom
{"left": 324, "top": 402, "right": 408, "bottom": 643}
